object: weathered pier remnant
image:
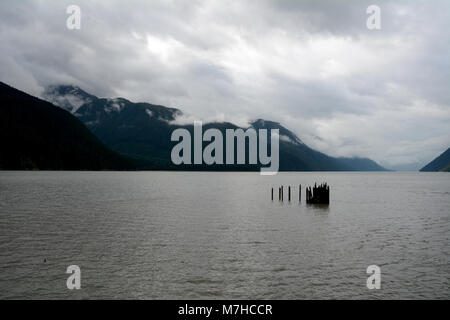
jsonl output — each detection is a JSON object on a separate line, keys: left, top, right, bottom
{"left": 272, "top": 185, "right": 300, "bottom": 202}
{"left": 306, "top": 182, "right": 330, "bottom": 204}
{"left": 275, "top": 185, "right": 287, "bottom": 202}
{"left": 272, "top": 184, "right": 327, "bottom": 204}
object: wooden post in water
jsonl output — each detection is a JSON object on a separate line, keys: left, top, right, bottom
{"left": 299, "top": 185, "right": 301, "bottom": 202}
{"left": 305, "top": 182, "right": 330, "bottom": 204}
{"left": 281, "top": 185, "right": 284, "bottom": 202}
{"left": 271, "top": 187, "right": 273, "bottom": 201}
{"left": 288, "top": 186, "right": 291, "bottom": 202}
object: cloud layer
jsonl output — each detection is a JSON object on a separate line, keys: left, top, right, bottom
{"left": 1, "top": 0, "right": 449, "bottom": 169}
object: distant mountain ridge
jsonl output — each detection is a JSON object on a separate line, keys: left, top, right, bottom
{"left": 43, "top": 84, "right": 386, "bottom": 171}
{"left": 0, "top": 82, "right": 133, "bottom": 170}
{"left": 420, "top": 148, "right": 450, "bottom": 172}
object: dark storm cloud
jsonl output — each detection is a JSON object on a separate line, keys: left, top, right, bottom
{"left": 0, "top": 0, "right": 449, "bottom": 168}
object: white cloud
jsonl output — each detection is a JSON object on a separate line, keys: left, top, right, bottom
{"left": 0, "top": 0, "right": 449, "bottom": 168}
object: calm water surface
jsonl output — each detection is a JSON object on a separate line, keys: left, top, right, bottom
{"left": 0, "top": 171, "right": 449, "bottom": 299}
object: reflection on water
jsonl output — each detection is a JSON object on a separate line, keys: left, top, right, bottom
{"left": 306, "top": 203, "right": 330, "bottom": 213}
{"left": 0, "top": 171, "right": 449, "bottom": 299}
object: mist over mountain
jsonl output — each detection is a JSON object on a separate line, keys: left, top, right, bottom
{"left": 385, "top": 162, "right": 424, "bottom": 172}
{"left": 43, "top": 84, "right": 386, "bottom": 171}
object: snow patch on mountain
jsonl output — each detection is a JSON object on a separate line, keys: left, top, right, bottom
{"left": 47, "top": 92, "right": 90, "bottom": 113}
{"left": 104, "top": 99, "right": 125, "bottom": 113}
{"left": 279, "top": 134, "right": 303, "bottom": 145}
{"left": 43, "top": 85, "right": 93, "bottom": 114}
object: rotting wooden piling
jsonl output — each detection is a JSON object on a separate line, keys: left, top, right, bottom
{"left": 306, "top": 182, "right": 329, "bottom": 204}
{"left": 271, "top": 183, "right": 328, "bottom": 204}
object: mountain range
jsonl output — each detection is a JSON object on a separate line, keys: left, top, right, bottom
{"left": 420, "top": 148, "right": 450, "bottom": 172}
{"left": 2, "top": 81, "right": 446, "bottom": 173}
{"left": 0, "top": 82, "right": 132, "bottom": 170}
{"left": 42, "top": 84, "right": 387, "bottom": 171}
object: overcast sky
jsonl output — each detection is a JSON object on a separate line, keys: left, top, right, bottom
{"left": 1, "top": 0, "right": 449, "bottom": 169}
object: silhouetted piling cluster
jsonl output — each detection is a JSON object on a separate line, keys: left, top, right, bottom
{"left": 272, "top": 182, "right": 329, "bottom": 205}
{"left": 306, "top": 182, "right": 329, "bottom": 204}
